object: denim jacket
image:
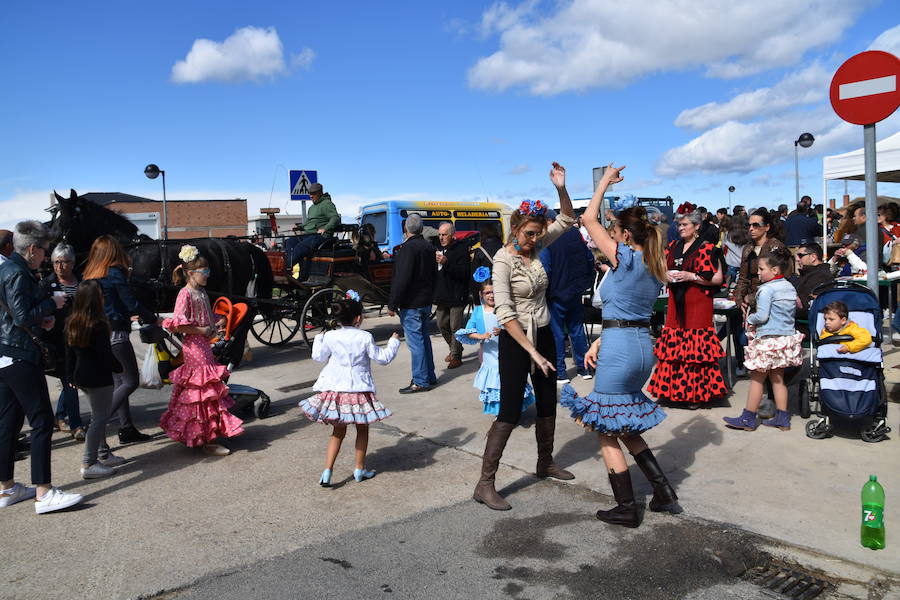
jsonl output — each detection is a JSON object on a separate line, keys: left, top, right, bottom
{"left": 98, "top": 266, "right": 157, "bottom": 333}
{"left": 747, "top": 277, "right": 797, "bottom": 337}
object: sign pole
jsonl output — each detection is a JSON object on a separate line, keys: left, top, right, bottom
{"left": 864, "top": 123, "right": 879, "bottom": 293}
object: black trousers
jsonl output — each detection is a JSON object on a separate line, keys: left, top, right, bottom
{"left": 497, "top": 325, "right": 557, "bottom": 425}
{"left": 0, "top": 360, "right": 53, "bottom": 484}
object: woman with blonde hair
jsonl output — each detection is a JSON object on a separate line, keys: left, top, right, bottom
{"left": 84, "top": 235, "right": 159, "bottom": 444}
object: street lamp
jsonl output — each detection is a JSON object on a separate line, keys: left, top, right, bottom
{"left": 794, "top": 133, "right": 815, "bottom": 206}
{"left": 728, "top": 185, "right": 735, "bottom": 210}
{"left": 144, "top": 164, "right": 167, "bottom": 240}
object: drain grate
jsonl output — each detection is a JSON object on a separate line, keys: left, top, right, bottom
{"left": 741, "top": 564, "right": 833, "bottom": 599}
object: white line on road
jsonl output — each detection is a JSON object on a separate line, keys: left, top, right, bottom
{"left": 839, "top": 75, "right": 897, "bottom": 100}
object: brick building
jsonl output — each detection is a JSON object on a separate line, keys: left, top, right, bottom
{"left": 82, "top": 192, "right": 248, "bottom": 239}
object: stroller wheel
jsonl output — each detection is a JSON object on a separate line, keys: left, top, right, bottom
{"left": 254, "top": 394, "right": 271, "bottom": 419}
{"left": 861, "top": 423, "right": 890, "bottom": 443}
{"left": 805, "top": 419, "right": 831, "bottom": 440}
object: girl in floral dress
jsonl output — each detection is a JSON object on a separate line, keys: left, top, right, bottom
{"left": 160, "top": 245, "right": 244, "bottom": 456}
{"left": 299, "top": 291, "right": 400, "bottom": 486}
{"left": 455, "top": 270, "right": 535, "bottom": 416}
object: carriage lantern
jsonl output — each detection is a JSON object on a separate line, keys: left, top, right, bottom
{"left": 144, "top": 163, "right": 168, "bottom": 240}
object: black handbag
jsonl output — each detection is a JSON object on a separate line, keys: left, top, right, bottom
{"left": 139, "top": 323, "right": 166, "bottom": 344}
{"left": 0, "top": 297, "right": 57, "bottom": 374}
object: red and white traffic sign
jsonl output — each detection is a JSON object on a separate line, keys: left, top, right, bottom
{"left": 830, "top": 50, "right": 900, "bottom": 125}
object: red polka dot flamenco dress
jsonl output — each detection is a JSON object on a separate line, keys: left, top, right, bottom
{"left": 647, "top": 239, "right": 728, "bottom": 405}
{"left": 160, "top": 287, "right": 244, "bottom": 446}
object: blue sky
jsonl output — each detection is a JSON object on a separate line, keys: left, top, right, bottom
{"left": 2, "top": 1, "right": 900, "bottom": 230}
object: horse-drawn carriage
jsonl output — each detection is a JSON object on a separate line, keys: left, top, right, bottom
{"left": 251, "top": 224, "right": 393, "bottom": 347}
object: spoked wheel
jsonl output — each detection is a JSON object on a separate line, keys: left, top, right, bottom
{"left": 861, "top": 420, "right": 891, "bottom": 443}
{"left": 805, "top": 419, "right": 832, "bottom": 440}
{"left": 254, "top": 393, "right": 272, "bottom": 419}
{"left": 301, "top": 288, "right": 344, "bottom": 347}
{"left": 798, "top": 381, "right": 811, "bottom": 419}
{"left": 251, "top": 288, "right": 301, "bottom": 346}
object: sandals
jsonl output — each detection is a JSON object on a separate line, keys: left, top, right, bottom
{"left": 72, "top": 428, "right": 86, "bottom": 442}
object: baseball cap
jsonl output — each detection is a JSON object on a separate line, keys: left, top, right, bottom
{"left": 840, "top": 233, "right": 859, "bottom": 246}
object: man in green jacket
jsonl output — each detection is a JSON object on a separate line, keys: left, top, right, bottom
{"left": 286, "top": 182, "right": 341, "bottom": 270}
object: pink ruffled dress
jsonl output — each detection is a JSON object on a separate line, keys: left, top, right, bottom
{"left": 160, "top": 287, "right": 244, "bottom": 447}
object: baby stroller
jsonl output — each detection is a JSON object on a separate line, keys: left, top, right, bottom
{"left": 143, "top": 297, "right": 271, "bottom": 419}
{"left": 802, "top": 281, "right": 891, "bottom": 442}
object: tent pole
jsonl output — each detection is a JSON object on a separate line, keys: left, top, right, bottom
{"left": 822, "top": 176, "right": 828, "bottom": 259}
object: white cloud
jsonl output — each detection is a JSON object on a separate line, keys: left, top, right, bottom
{"left": 171, "top": 26, "right": 313, "bottom": 84}
{"left": 0, "top": 191, "right": 58, "bottom": 231}
{"left": 869, "top": 23, "right": 900, "bottom": 54}
{"left": 508, "top": 164, "right": 530, "bottom": 175}
{"left": 468, "top": 0, "right": 870, "bottom": 95}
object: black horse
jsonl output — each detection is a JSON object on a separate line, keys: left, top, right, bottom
{"left": 48, "top": 190, "right": 273, "bottom": 313}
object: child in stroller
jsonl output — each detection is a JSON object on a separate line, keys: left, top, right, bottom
{"left": 804, "top": 281, "right": 891, "bottom": 442}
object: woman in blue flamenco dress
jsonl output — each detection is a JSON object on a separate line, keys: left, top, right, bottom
{"left": 455, "top": 272, "right": 535, "bottom": 416}
{"left": 560, "top": 164, "right": 681, "bottom": 528}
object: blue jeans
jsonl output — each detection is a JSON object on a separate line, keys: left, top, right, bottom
{"left": 548, "top": 298, "right": 588, "bottom": 376}
{"left": 892, "top": 306, "right": 900, "bottom": 334}
{"left": 55, "top": 375, "right": 83, "bottom": 429}
{"left": 285, "top": 233, "right": 324, "bottom": 267}
{"left": 399, "top": 306, "right": 437, "bottom": 387}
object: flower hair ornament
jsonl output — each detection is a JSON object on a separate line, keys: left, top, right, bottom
{"left": 473, "top": 266, "right": 491, "bottom": 283}
{"left": 676, "top": 202, "right": 697, "bottom": 215}
{"left": 178, "top": 244, "right": 199, "bottom": 263}
{"left": 345, "top": 289, "right": 361, "bottom": 302}
{"left": 609, "top": 194, "right": 638, "bottom": 216}
{"left": 517, "top": 199, "right": 547, "bottom": 217}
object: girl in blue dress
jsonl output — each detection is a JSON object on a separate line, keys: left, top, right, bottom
{"left": 456, "top": 272, "right": 536, "bottom": 415}
{"left": 560, "top": 164, "right": 681, "bottom": 528}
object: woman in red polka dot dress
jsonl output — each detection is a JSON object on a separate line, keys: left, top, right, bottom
{"left": 647, "top": 204, "right": 728, "bottom": 408}
{"left": 159, "top": 246, "right": 244, "bottom": 456}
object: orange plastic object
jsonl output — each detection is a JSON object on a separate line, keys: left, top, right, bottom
{"left": 211, "top": 297, "right": 249, "bottom": 341}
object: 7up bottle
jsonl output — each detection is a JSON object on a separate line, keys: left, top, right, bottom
{"left": 861, "top": 475, "right": 885, "bottom": 550}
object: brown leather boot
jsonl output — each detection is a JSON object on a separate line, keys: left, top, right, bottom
{"left": 534, "top": 416, "right": 574, "bottom": 480}
{"left": 473, "top": 421, "right": 516, "bottom": 510}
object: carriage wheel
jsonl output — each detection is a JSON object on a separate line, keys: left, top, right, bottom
{"left": 251, "top": 289, "right": 301, "bottom": 346}
{"left": 301, "top": 288, "right": 344, "bottom": 347}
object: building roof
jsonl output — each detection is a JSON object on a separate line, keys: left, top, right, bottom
{"left": 81, "top": 192, "right": 247, "bottom": 206}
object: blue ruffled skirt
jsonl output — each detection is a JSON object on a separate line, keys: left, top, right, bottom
{"left": 560, "top": 384, "right": 665, "bottom": 436}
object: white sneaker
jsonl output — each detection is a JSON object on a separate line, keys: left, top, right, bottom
{"left": 98, "top": 453, "right": 126, "bottom": 467}
{"left": 579, "top": 372, "right": 593, "bottom": 381}
{"left": 34, "top": 487, "right": 83, "bottom": 514}
{"left": 892, "top": 332, "right": 900, "bottom": 346}
{"left": 0, "top": 483, "right": 36, "bottom": 507}
{"left": 81, "top": 462, "right": 115, "bottom": 479}
{"left": 556, "top": 378, "right": 570, "bottom": 385}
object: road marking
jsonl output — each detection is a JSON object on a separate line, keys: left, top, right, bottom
{"left": 839, "top": 75, "right": 897, "bottom": 100}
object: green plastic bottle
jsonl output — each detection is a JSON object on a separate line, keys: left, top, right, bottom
{"left": 861, "top": 474, "right": 885, "bottom": 550}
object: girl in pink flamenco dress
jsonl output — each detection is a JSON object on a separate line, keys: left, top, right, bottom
{"left": 159, "top": 246, "right": 244, "bottom": 456}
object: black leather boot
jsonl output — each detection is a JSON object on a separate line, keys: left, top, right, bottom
{"left": 534, "top": 416, "right": 574, "bottom": 480}
{"left": 596, "top": 471, "right": 640, "bottom": 528}
{"left": 473, "top": 421, "right": 516, "bottom": 510}
{"left": 118, "top": 426, "right": 151, "bottom": 444}
{"left": 633, "top": 449, "right": 682, "bottom": 514}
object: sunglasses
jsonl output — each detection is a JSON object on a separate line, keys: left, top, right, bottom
{"left": 748, "top": 222, "right": 766, "bottom": 229}
{"left": 796, "top": 252, "right": 809, "bottom": 259}
{"left": 520, "top": 230, "right": 542, "bottom": 239}
{"left": 192, "top": 268, "right": 211, "bottom": 276}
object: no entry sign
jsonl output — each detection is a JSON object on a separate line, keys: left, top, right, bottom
{"left": 830, "top": 50, "right": 900, "bottom": 125}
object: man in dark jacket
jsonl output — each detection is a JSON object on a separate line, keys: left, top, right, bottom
{"left": 791, "top": 242, "right": 833, "bottom": 320}
{"left": 388, "top": 214, "right": 437, "bottom": 393}
{"left": 784, "top": 196, "right": 821, "bottom": 247}
{"left": 540, "top": 224, "right": 595, "bottom": 382}
{"left": 433, "top": 222, "right": 470, "bottom": 369}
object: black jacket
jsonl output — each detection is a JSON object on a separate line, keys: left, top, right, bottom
{"left": 791, "top": 262, "right": 834, "bottom": 319}
{"left": 433, "top": 239, "right": 470, "bottom": 307}
{"left": 99, "top": 266, "right": 157, "bottom": 332}
{"left": 65, "top": 322, "right": 122, "bottom": 388}
{"left": 39, "top": 273, "right": 80, "bottom": 376}
{"left": 0, "top": 253, "right": 55, "bottom": 366}
{"left": 389, "top": 235, "right": 436, "bottom": 311}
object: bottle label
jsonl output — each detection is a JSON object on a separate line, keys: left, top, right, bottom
{"left": 862, "top": 505, "right": 884, "bottom": 529}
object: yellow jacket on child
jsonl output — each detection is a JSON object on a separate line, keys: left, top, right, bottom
{"left": 820, "top": 321, "right": 872, "bottom": 353}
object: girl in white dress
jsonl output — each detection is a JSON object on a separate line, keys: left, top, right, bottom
{"left": 299, "top": 290, "right": 400, "bottom": 486}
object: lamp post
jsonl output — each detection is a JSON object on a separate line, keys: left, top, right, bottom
{"left": 728, "top": 185, "right": 735, "bottom": 210}
{"left": 144, "top": 164, "right": 167, "bottom": 240}
{"left": 794, "top": 133, "right": 815, "bottom": 206}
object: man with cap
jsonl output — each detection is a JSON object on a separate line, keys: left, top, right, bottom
{"left": 285, "top": 182, "right": 341, "bottom": 275}
{"left": 0, "top": 230, "right": 12, "bottom": 264}
{"left": 828, "top": 234, "right": 866, "bottom": 276}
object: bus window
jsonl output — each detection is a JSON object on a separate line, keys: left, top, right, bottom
{"left": 361, "top": 212, "right": 387, "bottom": 244}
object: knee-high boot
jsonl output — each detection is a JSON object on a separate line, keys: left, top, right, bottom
{"left": 534, "top": 416, "right": 574, "bottom": 480}
{"left": 473, "top": 421, "right": 516, "bottom": 510}
{"left": 632, "top": 449, "right": 682, "bottom": 514}
{"left": 596, "top": 470, "right": 640, "bottom": 528}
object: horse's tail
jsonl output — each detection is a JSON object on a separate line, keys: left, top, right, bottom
{"left": 248, "top": 244, "right": 274, "bottom": 299}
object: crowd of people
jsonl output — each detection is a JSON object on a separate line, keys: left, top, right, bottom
{"left": 0, "top": 168, "right": 894, "bottom": 526}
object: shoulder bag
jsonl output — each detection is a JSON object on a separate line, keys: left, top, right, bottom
{"left": 0, "top": 297, "right": 57, "bottom": 373}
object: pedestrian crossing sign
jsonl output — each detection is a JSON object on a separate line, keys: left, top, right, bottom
{"left": 290, "top": 170, "right": 317, "bottom": 201}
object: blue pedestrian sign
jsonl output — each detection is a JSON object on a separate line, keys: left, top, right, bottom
{"left": 290, "top": 170, "right": 317, "bottom": 201}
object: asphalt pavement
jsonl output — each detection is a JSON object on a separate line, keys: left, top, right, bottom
{"left": 2, "top": 311, "right": 900, "bottom": 600}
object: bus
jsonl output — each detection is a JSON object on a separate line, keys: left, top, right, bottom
{"left": 358, "top": 200, "right": 513, "bottom": 254}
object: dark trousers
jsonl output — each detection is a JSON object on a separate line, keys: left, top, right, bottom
{"left": 285, "top": 234, "right": 324, "bottom": 267}
{"left": 497, "top": 326, "right": 557, "bottom": 424}
{"left": 0, "top": 361, "right": 53, "bottom": 484}
{"left": 436, "top": 304, "right": 465, "bottom": 360}
{"left": 110, "top": 340, "right": 139, "bottom": 429}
